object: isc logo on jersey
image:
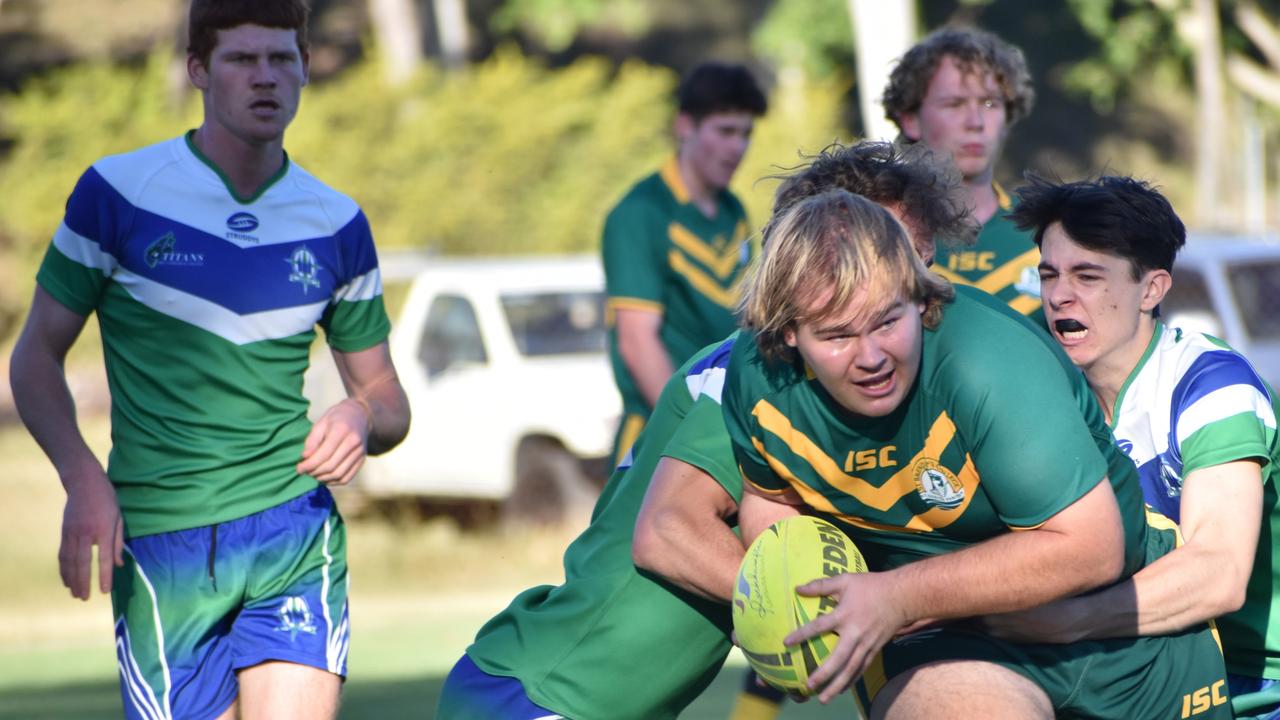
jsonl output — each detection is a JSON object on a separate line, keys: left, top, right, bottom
{"left": 732, "top": 516, "right": 867, "bottom": 695}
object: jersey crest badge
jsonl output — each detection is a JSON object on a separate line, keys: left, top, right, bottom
{"left": 912, "top": 458, "right": 964, "bottom": 510}
{"left": 286, "top": 246, "right": 321, "bottom": 293}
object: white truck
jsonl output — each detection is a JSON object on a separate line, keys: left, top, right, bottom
{"left": 306, "top": 255, "right": 621, "bottom": 523}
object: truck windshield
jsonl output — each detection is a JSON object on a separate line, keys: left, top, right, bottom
{"left": 501, "top": 291, "right": 607, "bottom": 356}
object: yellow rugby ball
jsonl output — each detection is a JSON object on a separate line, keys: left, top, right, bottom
{"left": 732, "top": 515, "right": 867, "bottom": 695}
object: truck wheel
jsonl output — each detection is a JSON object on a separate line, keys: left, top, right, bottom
{"left": 503, "top": 436, "right": 598, "bottom": 526}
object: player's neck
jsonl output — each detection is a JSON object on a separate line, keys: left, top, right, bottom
{"left": 676, "top": 153, "right": 721, "bottom": 219}
{"left": 192, "top": 124, "right": 287, "bottom": 200}
{"left": 963, "top": 171, "right": 1000, "bottom": 224}
{"left": 1083, "top": 319, "right": 1159, "bottom": 425}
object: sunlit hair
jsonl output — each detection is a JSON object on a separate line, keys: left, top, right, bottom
{"left": 188, "top": 0, "right": 311, "bottom": 66}
{"left": 741, "top": 190, "right": 954, "bottom": 362}
{"left": 767, "top": 141, "right": 977, "bottom": 250}
{"left": 882, "top": 26, "right": 1035, "bottom": 134}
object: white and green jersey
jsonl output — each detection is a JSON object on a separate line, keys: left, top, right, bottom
{"left": 37, "top": 133, "right": 390, "bottom": 538}
{"left": 1111, "top": 321, "right": 1280, "bottom": 679}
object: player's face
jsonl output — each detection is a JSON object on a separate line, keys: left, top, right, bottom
{"left": 899, "top": 56, "right": 1007, "bottom": 182}
{"left": 785, "top": 289, "right": 925, "bottom": 419}
{"left": 678, "top": 111, "right": 755, "bottom": 191}
{"left": 189, "top": 24, "right": 309, "bottom": 147}
{"left": 1038, "top": 222, "right": 1165, "bottom": 378}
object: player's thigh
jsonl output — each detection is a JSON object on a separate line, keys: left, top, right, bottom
{"left": 230, "top": 487, "right": 351, "bottom": 678}
{"left": 112, "top": 529, "right": 239, "bottom": 720}
{"left": 237, "top": 660, "right": 340, "bottom": 720}
{"left": 437, "top": 653, "right": 565, "bottom": 720}
{"left": 870, "top": 659, "right": 1052, "bottom": 720}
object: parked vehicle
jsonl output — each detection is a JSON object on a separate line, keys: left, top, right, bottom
{"left": 306, "top": 255, "right": 620, "bottom": 522}
{"left": 1162, "top": 234, "right": 1280, "bottom": 388}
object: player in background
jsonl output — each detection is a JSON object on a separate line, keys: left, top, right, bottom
{"left": 602, "top": 62, "right": 766, "bottom": 466}
{"left": 8, "top": 1, "right": 410, "bottom": 717}
{"left": 722, "top": 190, "right": 1228, "bottom": 718}
{"left": 981, "top": 175, "right": 1280, "bottom": 719}
{"left": 436, "top": 141, "right": 972, "bottom": 720}
{"left": 883, "top": 26, "right": 1044, "bottom": 321}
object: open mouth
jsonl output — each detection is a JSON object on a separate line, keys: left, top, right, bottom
{"left": 250, "top": 99, "right": 281, "bottom": 112}
{"left": 855, "top": 371, "right": 894, "bottom": 393}
{"left": 1054, "top": 318, "right": 1088, "bottom": 340}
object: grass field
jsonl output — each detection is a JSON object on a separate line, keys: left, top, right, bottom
{"left": 0, "top": 416, "right": 856, "bottom": 719}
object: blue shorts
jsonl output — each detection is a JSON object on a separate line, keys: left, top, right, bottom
{"left": 436, "top": 654, "right": 564, "bottom": 719}
{"left": 1230, "top": 674, "right": 1280, "bottom": 720}
{"left": 111, "top": 486, "right": 349, "bottom": 720}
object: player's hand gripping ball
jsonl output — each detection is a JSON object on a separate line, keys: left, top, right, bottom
{"left": 732, "top": 515, "right": 867, "bottom": 695}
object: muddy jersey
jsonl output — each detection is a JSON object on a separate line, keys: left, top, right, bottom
{"left": 722, "top": 289, "right": 1150, "bottom": 575}
{"left": 1111, "top": 321, "right": 1280, "bottom": 679}
{"left": 36, "top": 133, "right": 389, "bottom": 537}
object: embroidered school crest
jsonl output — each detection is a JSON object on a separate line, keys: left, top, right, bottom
{"left": 912, "top": 457, "right": 965, "bottom": 510}
{"left": 286, "top": 246, "right": 321, "bottom": 293}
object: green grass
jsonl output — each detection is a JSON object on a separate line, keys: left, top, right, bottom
{"left": 0, "top": 417, "right": 856, "bottom": 718}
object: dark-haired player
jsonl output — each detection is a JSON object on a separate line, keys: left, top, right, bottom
{"left": 603, "top": 62, "right": 767, "bottom": 466}
{"left": 8, "top": 1, "right": 410, "bottom": 717}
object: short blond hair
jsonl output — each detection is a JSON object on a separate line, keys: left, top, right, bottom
{"left": 740, "top": 190, "right": 954, "bottom": 362}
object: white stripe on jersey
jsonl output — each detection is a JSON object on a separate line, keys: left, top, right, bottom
{"left": 1177, "top": 383, "right": 1278, "bottom": 448}
{"left": 685, "top": 366, "right": 726, "bottom": 404}
{"left": 114, "top": 267, "right": 329, "bottom": 345}
{"left": 334, "top": 267, "right": 383, "bottom": 304}
{"left": 92, "top": 138, "right": 362, "bottom": 246}
{"left": 53, "top": 222, "right": 118, "bottom": 273}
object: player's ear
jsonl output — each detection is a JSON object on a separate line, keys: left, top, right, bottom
{"left": 783, "top": 326, "right": 798, "bottom": 348}
{"left": 674, "top": 112, "right": 696, "bottom": 143}
{"left": 1140, "top": 269, "right": 1172, "bottom": 313}
{"left": 188, "top": 53, "right": 209, "bottom": 90}
{"left": 898, "top": 112, "right": 922, "bottom": 142}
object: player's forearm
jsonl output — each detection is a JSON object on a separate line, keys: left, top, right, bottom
{"left": 632, "top": 507, "right": 744, "bottom": 602}
{"left": 355, "top": 378, "right": 410, "bottom": 456}
{"left": 886, "top": 516, "right": 1123, "bottom": 626}
{"left": 618, "top": 335, "right": 674, "bottom": 408}
{"left": 10, "top": 339, "right": 102, "bottom": 483}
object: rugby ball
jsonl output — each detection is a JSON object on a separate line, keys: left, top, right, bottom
{"left": 732, "top": 515, "right": 867, "bottom": 695}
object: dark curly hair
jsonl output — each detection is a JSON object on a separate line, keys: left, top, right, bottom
{"left": 188, "top": 0, "right": 310, "bottom": 66}
{"left": 882, "top": 26, "right": 1034, "bottom": 134}
{"left": 767, "top": 141, "right": 977, "bottom": 249}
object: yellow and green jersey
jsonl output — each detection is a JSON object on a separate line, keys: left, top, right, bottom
{"left": 934, "top": 184, "right": 1044, "bottom": 325}
{"left": 602, "top": 157, "right": 753, "bottom": 418}
{"left": 722, "top": 288, "right": 1150, "bottom": 575}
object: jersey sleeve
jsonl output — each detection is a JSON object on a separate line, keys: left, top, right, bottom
{"left": 722, "top": 337, "right": 793, "bottom": 496}
{"left": 943, "top": 332, "right": 1109, "bottom": 530}
{"left": 602, "top": 195, "right": 665, "bottom": 314}
{"left": 660, "top": 339, "right": 743, "bottom": 501}
{"left": 1172, "top": 350, "right": 1278, "bottom": 476}
{"left": 319, "top": 209, "right": 391, "bottom": 352}
{"left": 36, "top": 166, "right": 126, "bottom": 315}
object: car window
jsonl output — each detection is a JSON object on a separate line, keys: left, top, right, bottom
{"left": 1163, "top": 266, "right": 1224, "bottom": 338}
{"left": 501, "top": 291, "right": 606, "bottom": 356}
{"left": 420, "top": 294, "right": 488, "bottom": 378}
{"left": 1227, "top": 260, "right": 1280, "bottom": 341}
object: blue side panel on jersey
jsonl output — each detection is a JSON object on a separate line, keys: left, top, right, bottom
{"left": 63, "top": 167, "right": 133, "bottom": 258}
{"left": 334, "top": 211, "right": 380, "bottom": 281}
{"left": 1170, "top": 350, "right": 1269, "bottom": 429}
{"left": 686, "top": 336, "right": 736, "bottom": 378}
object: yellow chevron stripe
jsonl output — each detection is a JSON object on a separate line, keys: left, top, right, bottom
{"left": 668, "top": 250, "right": 741, "bottom": 309}
{"left": 994, "top": 181, "right": 1012, "bottom": 211}
{"left": 659, "top": 156, "right": 690, "bottom": 204}
{"left": 974, "top": 247, "right": 1040, "bottom": 295}
{"left": 669, "top": 222, "right": 744, "bottom": 279}
{"left": 931, "top": 265, "right": 967, "bottom": 284}
{"left": 1008, "top": 295, "right": 1043, "bottom": 317}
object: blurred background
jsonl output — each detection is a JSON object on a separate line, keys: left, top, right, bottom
{"left": 2, "top": 0, "right": 1279, "bottom": 717}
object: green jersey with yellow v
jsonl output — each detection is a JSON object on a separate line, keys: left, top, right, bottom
{"left": 722, "top": 289, "right": 1150, "bottom": 575}
{"left": 602, "top": 157, "right": 753, "bottom": 416}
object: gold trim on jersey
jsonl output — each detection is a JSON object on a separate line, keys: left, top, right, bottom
{"left": 994, "top": 181, "right": 1012, "bottom": 211}
{"left": 614, "top": 414, "right": 646, "bottom": 466}
{"left": 668, "top": 221, "right": 747, "bottom": 279}
{"left": 751, "top": 402, "right": 982, "bottom": 532}
{"left": 605, "top": 297, "right": 663, "bottom": 326}
{"left": 1008, "top": 295, "right": 1043, "bottom": 316}
{"left": 972, "top": 247, "right": 1040, "bottom": 296}
{"left": 659, "top": 156, "right": 691, "bottom": 204}
{"left": 668, "top": 250, "right": 742, "bottom": 309}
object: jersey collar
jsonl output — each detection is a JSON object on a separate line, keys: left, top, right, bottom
{"left": 183, "top": 130, "right": 291, "bottom": 205}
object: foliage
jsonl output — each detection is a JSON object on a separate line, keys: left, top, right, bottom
{"left": 491, "top": 0, "right": 651, "bottom": 52}
{"left": 1063, "top": 0, "right": 1190, "bottom": 113}
{"left": 751, "top": 0, "right": 855, "bottom": 79}
{"left": 0, "top": 48, "right": 846, "bottom": 342}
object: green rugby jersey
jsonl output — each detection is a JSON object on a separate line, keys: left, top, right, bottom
{"left": 723, "top": 289, "right": 1150, "bottom": 575}
{"left": 38, "top": 135, "right": 390, "bottom": 537}
{"left": 934, "top": 184, "right": 1044, "bottom": 324}
{"left": 602, "top": 157, "right": 753, "bottom": 415}
{"left": 467, "top": 337, "right": 742, "bottom": 720}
